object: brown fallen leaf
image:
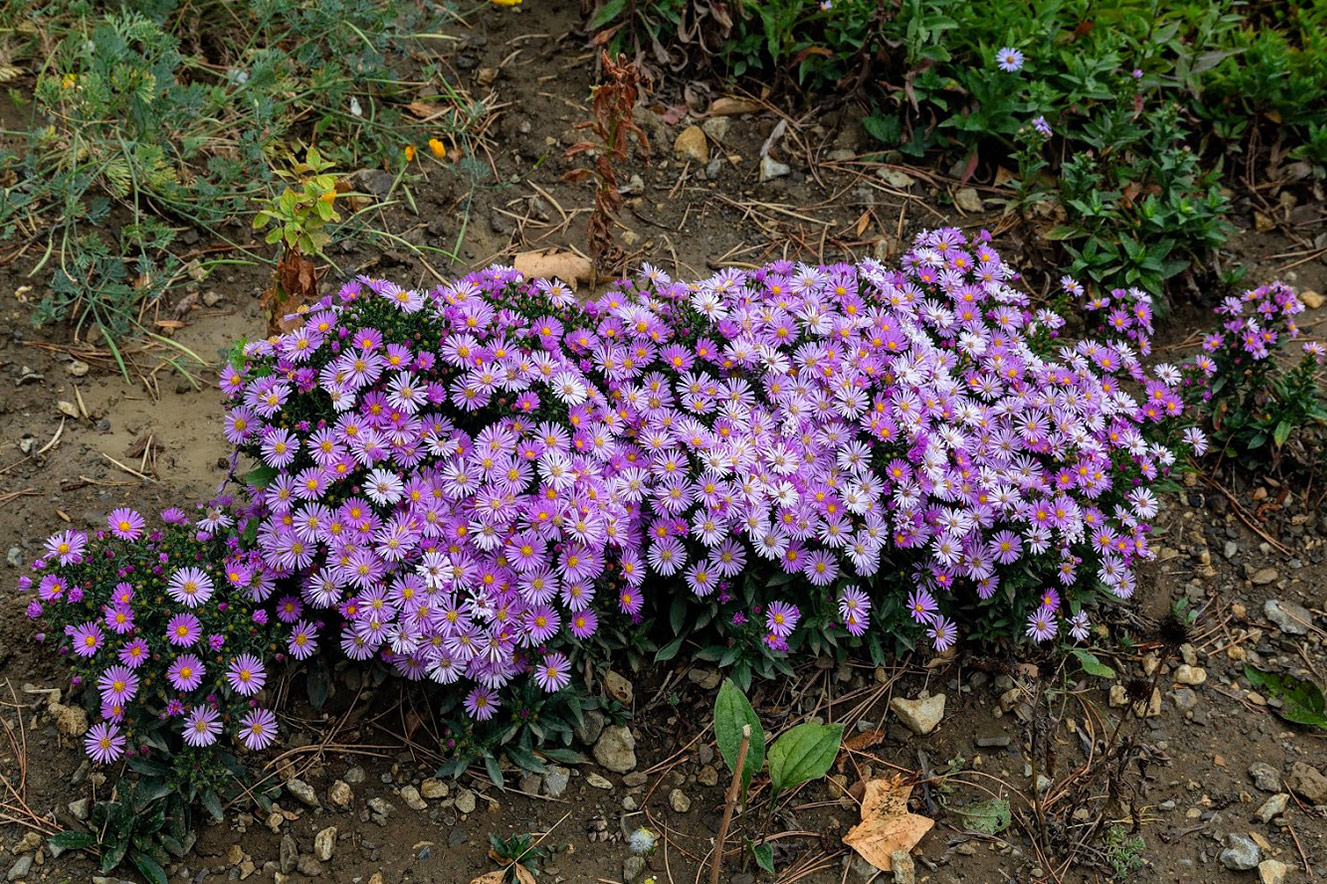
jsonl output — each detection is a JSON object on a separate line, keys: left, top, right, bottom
{"left": 467, "top": 872, "right": 506, "bottom": 884}
{"left": 406, "top": 100, "right": 446, "bottom": 120}
{"left": 708, "top": 96, "right": 763, "bottom": 117}
{"left": 842, "top": 776, "right": 933, "bottom": 872}
{"left": 513, "top": 249, "right": 594, "bottom": 291}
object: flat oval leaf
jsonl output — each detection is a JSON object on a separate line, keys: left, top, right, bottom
{"left": 1244, "top": 665, "right": 1327, "bottom": 729}
{"left": 714, "top": 678, "right": 764, "bottom": 791}
{"left": 1070, "top": 648, "right": 1115, "bottom": 679}
{"left": 768, "top": 722, "right": 843, "bottom": 792}
{"left": 49, "top": 830, "right": 95, "bottom": 850}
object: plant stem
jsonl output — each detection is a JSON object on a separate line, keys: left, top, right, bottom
{"left": 711, "top": 724, "right": 750, "bottom": 884}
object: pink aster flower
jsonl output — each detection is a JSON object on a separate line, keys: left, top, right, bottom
{"left": 69, "top": 622, "right": 104, "bottom": 658}
{"left": 118, "top": 638, "right": 150, "bottom": 669}
{"left": 167, "top": 654, "right": 205, "bottom": 691}
{"left": 238, "top": 708, "right": 279, "bottom": 750}
{"left": 44, "top": 530, "right": 86, "bottom": 566}
{"left": 182, "top": 706, "right": 222, "bottom": 747}
{"left": 765, "top": 601, "right": 800, "bottom": 638}
{"left": 97, "top": 665, "right": 138, "bottom": 706}
{"left": 533, "top": 652, "right": 572, "bottom": 692}
{"left": 287, "top": 621, "right": 319, "bottom": 660}
{"left": 464, "top": 686, "right": 499, "bottom": 721}
{"left": 166, "top": 612, "right": 202, "bottom": 647}
{"left": 167, "top": 567, "right": 214, "bottom": 608}
{"left": 1026, "top": 605, "right": 1058, "bottom": 642}
{"left": 107, "top": 508, "right": 146, "bottom": 540}
{"left": 226, "top": 653, "right": 266, "bottom": 697}
{"left": 84, "top": 722, "right": 126, "bottom": 764}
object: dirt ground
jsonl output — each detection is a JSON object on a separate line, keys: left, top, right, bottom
{"left": 3, "top": 3, "right": 1327, "bottom": 883}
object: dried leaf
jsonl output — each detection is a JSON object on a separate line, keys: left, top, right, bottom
{"left": 513, "top": 250, "right": 594, "bottom": 291}
{"left": 513, "top": 866, "right": 537, "bottom": 884}
{"left": 153, "top": 319, "right": 186, "bottom": 329}
{"left": 854, "top": 211, "right": 870, "bottom": 238}
{"left": 467, "top": 872, "right": 506, "bottom": 884}
{"left": 406, "top": 100, "right": 445, "bottom": 119}
{"left": 842, "top": 728, "right": 887, "bottom": 755}
{"left": 842, "top": 776, "right": 933, "bottom": 872}
{"left": 993, "top": 166, "right": 1018, "bottom": 188}
{"left": 708, "top": 97, "right": 762, "bottom": 117}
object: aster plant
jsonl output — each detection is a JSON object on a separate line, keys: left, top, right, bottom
{"left": 24, "top": 504, "right": 283, "bottom": 803}
{"left": 221, "top": 226, "right": 1196, "bottom": 723}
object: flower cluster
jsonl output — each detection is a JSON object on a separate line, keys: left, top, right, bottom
{"left": 222, "top": 227, "right": 1190, "bottom": 712}
{"left": 24, "top": 507, "right": 282, "bottom": 763}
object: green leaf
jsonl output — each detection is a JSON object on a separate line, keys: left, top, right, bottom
{"left": 200, "top": 790, "right": 223, "bottom": 822}
{"left": 752, "top": 842, "right": 775, "bottom": 873}
{"left": 952, "top": 798, "right": 1011, "bottom": 835}
{"left": 132, "top": 851, "right": 169, "bottom": 884}
{"left": 589, "top": 0, "right": 628, "bottom": 29}
{"left": 1273, "top": 420, "right": 1292, "bottom": 448}
{"left": 49, "top": 830, "right": 96, "bottom": 850}
{"left": 655, "top": 636, "right": 684, "bottom": 663}
{"left": 714, "top": 679, "right": 765, "bottom": 792}
{"left": 1243, "top": 665, "right": 1327, "bottom": 729}
{"left": 539, "top": 747, "right": 587, "bottom": 765}
{"left": 306, "top": 658, "right": 330, "bottom": 710}
{"left": 1070, "top": 648, "right": 1116, "bottom": 679}
{"left": 768, "top": 722, "right": 843, "bottom": 792}
{"left": 484, "top": 754, "right": 504, "bottom": 788}
{"left": 245, "top": 465, "right": 278, "bottom": 489}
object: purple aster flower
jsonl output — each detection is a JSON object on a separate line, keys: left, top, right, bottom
{"left": 533, "top": 652, "right": 572, "bottom": 692}
{"left": 569, "top": 610, "right": 598, "bottom": 639}
{"left": 103, "top": 605, "right": 135, "bottom": 635}
{"left": 182, "top": 706, "right": 222, "bottom": 747}
{"left": 287, "top": 621, "right": 319, "bottom": 660}
{"left": 107, "top": 508, "right": 146, "bottom": 540}
{"left": 928, "top": 617, "right": 957, "bottom": 652}
{"left": 906, "top": 588, "right": 938, "bottom": 624}
{"left": 239, "top": 708, "right": 279, "bottom": 750}
{"left": 84, "top": 722, "right": 126, "bottom": 764}
{"left": 161, "top": 507, "right": 189, "bottom": 525}
{"left": 1032, "top": 115, "right": 1052, "bottom": 137}
{"left": 464, "top": 686, "right": 499, "bottom": 721}
{"left": 166, "top": 567, "right": 214, "bottom": 608}
{"left": 69, "top": 622, "right": 104, "bottom": 657}
{"left": 118, "top": 638, "right": 150, "bottom": 669}
{"left": 1068, "top": 611, "right": 1091, "bottom": 642}
{"left": 44, "top": 530, "right": 86, "bottom": 565}
{"left": 1026, "top": 605, "right": 1058, "bottom": 642}
{"left": 167, "top": 654, "right": 205, "bottom": 691}
{"left": 226, "top": 653, "right": 267, "bottom": 696}
{"left": 765, "top": 601, "right": 800, "bottom": 638}
{"left": 97, "top": 665, "right": 138, "bottom": 706}
{"left": 996, "top": 47, "right": 1025, "bottom": 72}
{"left": 167, "top": 612, "right": 202, "bottom": 647}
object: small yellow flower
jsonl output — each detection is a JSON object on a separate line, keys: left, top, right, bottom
{"left": 320, "top": 190, "right": 336, "bottom": 205}
{"left": 428, "top": 138, "right": 447, "bottom": 159}
{"left": 404, "top": 145, "right": 416, "bottom": 161}
{"left": 61, "top": 73, "right": 77, "bottom": 89}
{"left": 490, "top": 0, "right": 521, "bottom": 5}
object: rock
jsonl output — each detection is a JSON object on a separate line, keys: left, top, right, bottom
{"left": 343, "top": 766, "right": 366, "bottom": 784}
{"left": 594, "top": 725, "right": 638, "bottom": 773}
{"left": 701, "top": 117, "right": 730, "bottom": 142}
{"left": 975, "top": 725, "right": 1011, "bottom": 748}
{"left": 201, "top": 290, "right": 224, "bottom": 308}
{"left": 1286, "top": 761, "right": 1327, "bottom": 803}
{"left": 6, "top": 855, "right": 32, "bottom": 882}
{"left": 296, "top": 854, "right": 323, "bottom": 877}
{"left": 623, "top": 771, "right": 649, "bottom": 788}
{"left": 585, "top": 772, "right": 613, "bottom": 790}
{"left": 890, "top": 694, "right": 946, "bottom": 736}
{"left": 1174, "top": 665, "right": 1206, "bottom": 686}
{"left": 14, "top": 832, "right": 41, "bottom": 854}
{"left": 420, "top": 778, "right": 449, "bottom": 800}
{"left": 954, "top": 187, "right": 984, "bottom": 213}
{"left": 328, "top": 780, "right": 352, "bottom": 808}
{"left": 351, "top": 168, "right": 395, "bottom": 198}
{"left": 68, "top": 796, "right": 91, "bottom": 820}
{"left": 49, "top": 702, "right": 88, "bottom": 737}
{"left": 1170, "top": 688, "right": 1202, "bottom": 715}
{"left": 760, "top": 156, "right": 791, "bottom": 181}
{"left": 697, "top": 764, "right": 719, "bottom": 787}
{"left": 314, "top": 827, "right": 337, "bottom": 862}
{"left": 5, "top": 547, "right": 19, "bottom": 567}
{"left": 605, "top": 671, "right": 634, "bottom": 705}
{"left": 669, "top": 789, "right": 691, "bottom": 813}
{"left": 1219, "top": 833, "right": 1261, "bottom": 871}
{"left": 544, "top": 766, "right": 571, "bottom": 798}
{"left": 623, "top": 854, "right": 647, "bottom": 882}
{"left": 674, "top": 126, "right": 710, "bottom": 164}
{"left": 1224, "top": 541, "right": 1239, "bottom": 560}
{"left": 400, "top": 785, "right": 427, "bottom": 811}
{"left": 454, "top": 789, "right": 477, "bottom": 815}
{"left": 1250, "top": 762, "right": 1282, "bottom": 793}
{"left": 1250, "top": 568, "right": 1280, "bottom": 586}
{"left": 367, "top": 797, "right": 393, "bottom": 818}
{"left": 890, "top": 849, "right": 916, "bottom": 884}
{"left": 574, "top": 709, "right": 606, "bottom": 746}
{"left": 1256, "top": 793, "right": 1289, "bottom": 823}
{"left": 286, "top": 778, "right": 320, "bottom": 808}
{"left": 279, "top": 834, "right": 298, "bottom": 874}
{"left": 876, "top": 168, "right": 916, "bottom": 189}
{"left": 519, "top": 773, "right": 542, "bottom": 795}
{"left": 687, "top": 668, "right": 723, "bottom": 690}
{"left": 66, "top": 360, "right": 90, "bottom": 377}
{"left": 1301, "top": 290, "right": 1324, "bottom": 309}
{"left": 1259, "top": 859, "right": 1289, "bottom": 884}
{"left": 1264, "top": 599, "right": 1311, "bottom": 634}
{"left": 1108, "top": 684, "right": 1162, "bottom": 717}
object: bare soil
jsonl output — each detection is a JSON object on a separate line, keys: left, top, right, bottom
{"left": 2, "top": 3, "right": 1327, "bottom": 883}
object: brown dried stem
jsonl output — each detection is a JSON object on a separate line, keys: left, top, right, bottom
{"left": 710, "top": 723, "right": 750, "bottom": 884}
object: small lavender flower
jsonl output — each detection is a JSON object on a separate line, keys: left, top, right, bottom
{"left": 1032, "top": 115, "right": 1052, "bottom": 137}
{"left": 996, "top": 47, "right": 1025, "bottom": 72}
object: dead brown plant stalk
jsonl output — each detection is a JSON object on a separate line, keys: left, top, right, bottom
{"left": 564, "top": 52, "right": 651, "bottom": 272}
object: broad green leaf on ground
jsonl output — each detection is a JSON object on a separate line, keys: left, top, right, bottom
{"left": 952, "top": 798, "right": 1011, "bottom": 835}
{"left": 1243, "top": 665, "right": 1327, "bottom": 729}
{"left": 1070, "top": 648, "right": 1116, "bottom": 679}
{"left": 768, "top": 722, "right": 843, "bottom": 792}
{"left": 714, "top": 678, "right": 765, "bottom": 790}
